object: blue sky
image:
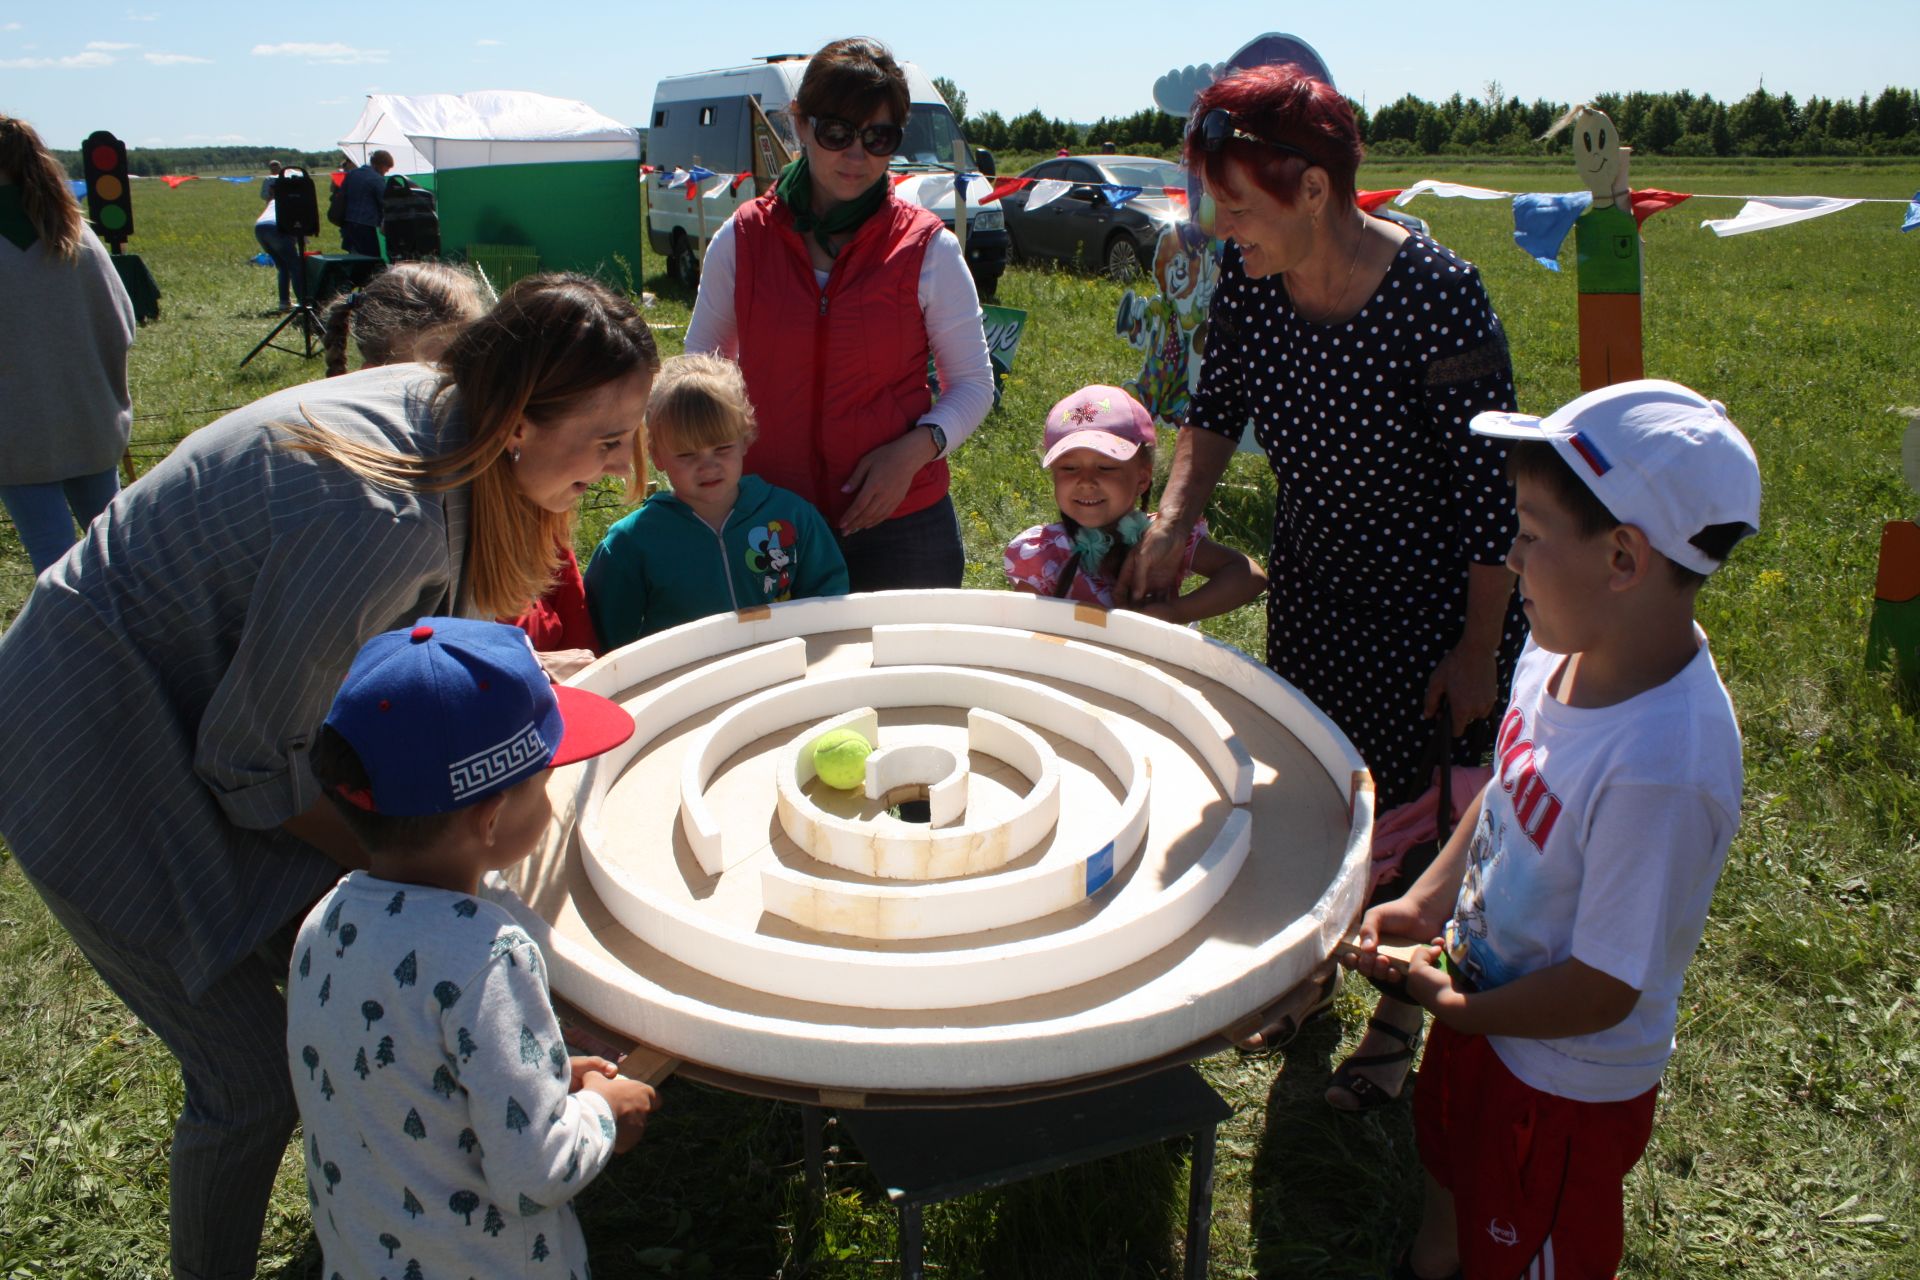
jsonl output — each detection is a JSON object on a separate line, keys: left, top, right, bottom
{"left": 2, "top": 1, "right": 1916, "bottom": 150}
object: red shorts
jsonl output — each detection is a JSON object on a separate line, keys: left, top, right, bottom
{"left": 1414, "top": 1021, "right": 1657, "bottom": 1280}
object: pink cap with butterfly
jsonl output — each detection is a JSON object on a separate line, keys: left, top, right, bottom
{"left": 1041, "top": 385, "right": 1157, "bottom": 468}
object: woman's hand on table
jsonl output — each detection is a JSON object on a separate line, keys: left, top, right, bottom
{"left": 535, "top": 647, "right": 597, "bottom": 683}
{"left": 839, "top": 429, "right": 937, "bottom": 534}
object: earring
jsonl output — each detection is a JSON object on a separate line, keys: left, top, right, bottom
{"left": 510, "top": 446, "right": 522, "bottom": 464}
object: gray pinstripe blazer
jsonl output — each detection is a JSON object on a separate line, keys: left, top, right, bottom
{"left": 0, "top": 363, "right": 471, "bottom": 998}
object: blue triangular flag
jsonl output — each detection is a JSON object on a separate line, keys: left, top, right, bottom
{"left": 1902, "top": 191, "right": 1920, "bottom": 233}
{"left": 1104, "top": 185, "right": 1144, "bottom": 208}
{"left": 1512, "top": 191, "right": 1592, "bottom": 270}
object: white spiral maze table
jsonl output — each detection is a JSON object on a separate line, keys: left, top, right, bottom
{"left": 495, "top": 591, "right": 1374, "bottom": 1098}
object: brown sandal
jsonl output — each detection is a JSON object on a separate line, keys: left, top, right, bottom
{"left": 1325, "top": 1016, "right": 1421, "bottom": 1111}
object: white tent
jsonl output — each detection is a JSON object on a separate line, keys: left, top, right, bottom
{"left": 337, "top": 90, "right": 639, "bottom": 174}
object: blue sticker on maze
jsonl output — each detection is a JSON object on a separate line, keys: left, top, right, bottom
{"left": 1084, "top": 842, "right": 1115, "bottom": 897}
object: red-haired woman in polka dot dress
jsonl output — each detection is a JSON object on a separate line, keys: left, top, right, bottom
{"left": 1121, "top": 65, "right": 1527, "bottom": 1112}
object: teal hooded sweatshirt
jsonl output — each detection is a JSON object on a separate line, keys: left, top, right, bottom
{"left": 584, "top": 474, "right": 850, "bottom": 649}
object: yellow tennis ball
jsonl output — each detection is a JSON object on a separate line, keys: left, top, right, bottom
{"left": 810, "top": 729, "right": 872, "bottom": 791}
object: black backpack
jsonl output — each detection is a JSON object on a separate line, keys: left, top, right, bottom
{"left": 381, "top": 177, "right": 440, "bottom": 260}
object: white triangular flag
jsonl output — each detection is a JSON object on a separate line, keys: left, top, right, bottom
{"left": 1700, "top": 196, "right": 1861, "bottom": 236}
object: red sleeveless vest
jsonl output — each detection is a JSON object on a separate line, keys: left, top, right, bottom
{"left": 732, "top": 191, "right": 946, "bottom": 524}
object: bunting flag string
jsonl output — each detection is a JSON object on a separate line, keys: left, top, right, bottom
{"left": 633, "top": 160, "right": 1917, "bottom": 252}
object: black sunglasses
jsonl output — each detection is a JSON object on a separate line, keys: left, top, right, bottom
{"left": 1192, "top": 108, "right": 1319, "bottom": 165}
{"left": 809, "top": 115, "right": 905, "bottom": 157}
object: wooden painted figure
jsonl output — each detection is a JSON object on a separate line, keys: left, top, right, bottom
{"left": 1867, "top": 413, "right": 1920, "bottom": 693}
{"left": 1557, "top": 104, "right": 1644, "bottom": 389}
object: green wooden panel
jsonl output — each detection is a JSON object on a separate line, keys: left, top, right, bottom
{"left": 433, "top": 159, "right": 640, "bottom": 285}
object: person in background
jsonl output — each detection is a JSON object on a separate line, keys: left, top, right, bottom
{"left": 254, "top": 159, "right": 302, "bottom": 312}
{"left": 320, "top": 260, "right": 487, "bottom": 379}
{"left": 341, "top": 149, "right": 394, "bottom": 257}
{"left": 685, "top": 36, "right": 993, "bottom": 592}
{"left": 0, "top": 274, "right": 657, "bottom": 1280}
{"left": 0, "top": 113, "right": 134, "bottom": 576}
{"left": 587, "top": 352, "right": 848, "bottom": 648}
{"left": 1004, "top": 385, "right": 1264, "bottom": 620}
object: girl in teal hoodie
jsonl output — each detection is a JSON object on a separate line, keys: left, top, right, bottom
{"left": 586, "top": 354, "right": 849, "bottom": 648}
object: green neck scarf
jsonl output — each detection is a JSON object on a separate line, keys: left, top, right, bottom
{"left": 775, "top": 154, "right": 888, "bottom": 259}
{"left": 0, "top": 186, "right": 38, "bottom": 252}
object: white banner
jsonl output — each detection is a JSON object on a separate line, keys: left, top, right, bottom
{"left": 1394, "top": 179, "right": 1511, "bottom": 206}
{"left": 1701, "top": 196, "right": 1863, "bottom": 236}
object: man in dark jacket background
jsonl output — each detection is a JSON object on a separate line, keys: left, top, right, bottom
{"left": 339, "top": 150, "right": 393, "bottom": 256}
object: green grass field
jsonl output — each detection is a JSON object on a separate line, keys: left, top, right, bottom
{"left": 3, "top": 158, "right": 1919, "bottom": 1278}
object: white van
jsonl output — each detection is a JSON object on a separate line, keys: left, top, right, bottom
{"left": 646, "top": 54, "right": 1007, "bottom": 295}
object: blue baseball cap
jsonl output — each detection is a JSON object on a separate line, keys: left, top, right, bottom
{"left": 323, "top": 618, "right": 633, "bottom": 816}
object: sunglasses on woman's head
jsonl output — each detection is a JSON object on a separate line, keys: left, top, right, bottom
{"left": 1192, "top": 108, "right": 1318, "bottom": 165}
{"left": 809, "top": 115, "right": 905, "bottom": 157}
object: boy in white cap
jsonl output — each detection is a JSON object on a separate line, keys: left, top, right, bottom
{"left": 1341, "top": 380, "right": 1762, "bottom": 1280}
{"left": 286, "top": 618, "right": 660, "bottom": 1280}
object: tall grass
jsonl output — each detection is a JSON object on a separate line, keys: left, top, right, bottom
{"left": 2, "top": 162, "right": 1918, "bottom": 1277}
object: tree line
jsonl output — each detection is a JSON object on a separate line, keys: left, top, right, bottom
{"left": 48, "top": 145, "right": 346, "bottom": 178}
{"left": 946, "top": 84, "right": 1920, "bottom": 159}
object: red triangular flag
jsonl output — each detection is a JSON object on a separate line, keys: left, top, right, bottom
{"left": 1628, "top": 188, "right": 1691, "bottom": 227}
{"left": 1357, "top": 189, "right": 1402, "bottom": 213}
{"left": 981, "top": 177, "right": 1029, "bottom": 205}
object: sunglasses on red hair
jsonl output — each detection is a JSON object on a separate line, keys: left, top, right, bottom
{"left": 809, "top": 115, "right": 905, "bottom": 157}
{"left": 1192, "top": 108, "right": 1320, "bottom": 166}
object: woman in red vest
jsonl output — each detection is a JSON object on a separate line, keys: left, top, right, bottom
{"left": 685, "top": 37, "right": 994, "bottom": 591}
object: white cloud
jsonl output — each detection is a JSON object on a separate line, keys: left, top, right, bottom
{"left": 1, "top": 22, "right": 23, "bottom": 31}
{"left": 87, "top": 40, "right": 138, "bottom": 50}
{"left": 178, "top": 132, "right": 251, "bottom": 144}
{"left": 250, "top": 41, "right": 387, "bottom": 65}
{"left": 126, "top": 10, "right": 160, "bottom": 19}
{"left": 475, "top": 38, "right": 503, "bottom": 46}
{"left": 144, "top": 51, "right": 210, "bottom": 64}
{"left": 0, "top": 50, "right": 114, "bottom": 69}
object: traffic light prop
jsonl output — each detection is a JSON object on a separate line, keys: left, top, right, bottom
{"left": 82, "top": 129, "right": 134, "bottom": 248}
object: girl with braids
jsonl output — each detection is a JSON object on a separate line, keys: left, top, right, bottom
{"left": 0, "top": 272, "right": 656, "bottom": 1280}
{"left": 1005, "top": 385, "right": 1263, "bottom": 620}
{"left": 319, "top": 260, "right": 487, "bottom": 378}
{"left": 0, "top": 114, "right": 135, "bottom": 574}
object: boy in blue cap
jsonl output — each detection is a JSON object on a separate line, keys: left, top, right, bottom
{"left": 286, "top": 618, "right": 657, "bottom": 1279}
{"left": 1342, "top": 380, "right": 1762, "bottom": 1280}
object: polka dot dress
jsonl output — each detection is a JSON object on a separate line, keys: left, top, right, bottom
{"left": 1188, "top": 234, "right": 1529, "bottom": 808}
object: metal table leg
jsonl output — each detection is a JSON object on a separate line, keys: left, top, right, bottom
{"left": 1185, "top": 1124, "right": 1218, "bottom": 1280}
{"left": 899, "top": 1201, "right": 924, "bottom": 1280}
{"left": 801, "top": 1103, "right": 825, "bottom": 1196}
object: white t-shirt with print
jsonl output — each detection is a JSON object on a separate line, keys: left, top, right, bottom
{"left": 1444, "top": 633, "right": 1743, "bottom": 1103}
{"left": 286, "top": 871, "right": 616, "bottom": 1280}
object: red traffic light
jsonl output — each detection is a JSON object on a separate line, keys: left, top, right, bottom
{"left": 81, "top": 129, "right": 134, "bottom": 246}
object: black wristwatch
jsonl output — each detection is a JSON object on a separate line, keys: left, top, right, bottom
{"left": 922, "top": 422, "right": 948, "bottom": 460}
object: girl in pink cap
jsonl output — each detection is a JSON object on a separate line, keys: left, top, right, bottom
{"left": 1004, "top": 385, "right": 1265, "bottom": 618}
